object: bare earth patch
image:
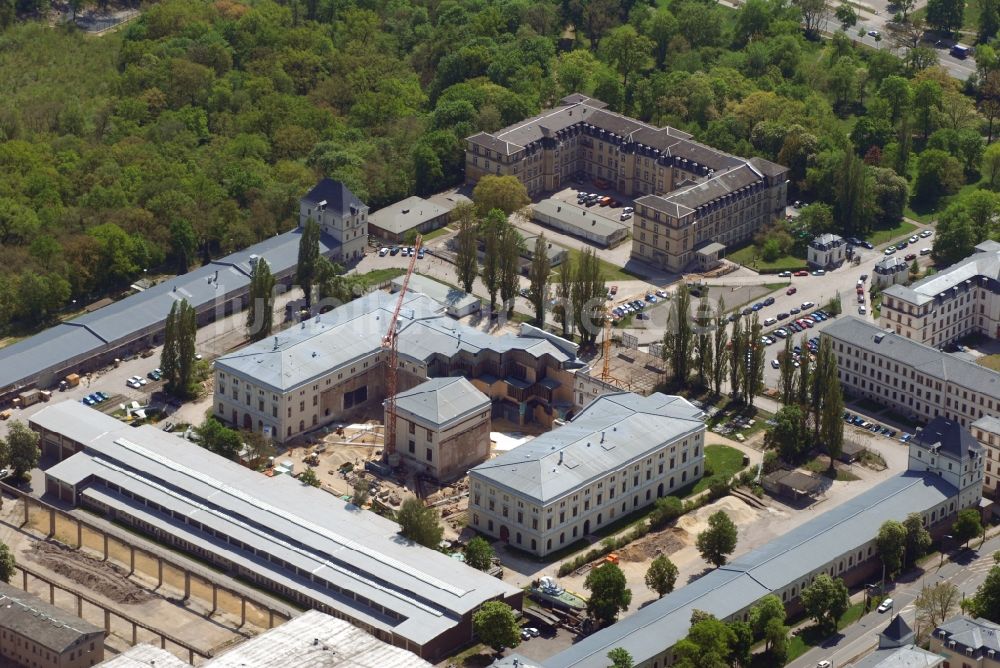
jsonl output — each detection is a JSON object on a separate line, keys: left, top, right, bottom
{"left": 27, "top": 541, "right": 154, "bottom": 605}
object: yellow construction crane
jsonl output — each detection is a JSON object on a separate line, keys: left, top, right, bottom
{"left": 382, "top": 234, "right": 422, "bottom": 466}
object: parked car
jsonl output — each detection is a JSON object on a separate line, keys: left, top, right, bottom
{"left": 920, "top": 247, "right": 932, "bottom": 255}
{"left": 656, "top": 290, "right": 668, "bottom": 299}
{"left": 786, "top": 287, "right": 797, "bottom": 295}
{"left": 790, "top": 306, "right": 801, "bottom": 315}
{"left": 764, "top": 317, "right": 777, "bottom": 326}
{"left": 794, "top": 270, "right": 809, "bottom": 276}
{"left": 811, "top": 269, "right": 826, "bottom": 276}
{"left": 908, "top": 235, "right": 919, "bottom": 244}
{"left": 860, "top": 274, "right": 868, "bottom": 281}
{"left": 897, "top": 241, "right": 908, "bottom": 250}
{"left": 920, "top": 229, "right": 933, "bottom": 238}
{"left": 777, "top": 312, "right": 789, "bottom": 320}
{"left": 623, "top": 206, "right": 634, "bottom": 214}
{"left": 817, "top": 660, "right": 832, "bottom": 668}
{"left": 904, "top": 253, "right": 917, "bottom": 261}
{"left": 741, "top": 307, "right": 753, "bottom": 316}
{"left": 771, "top": 359, "right": 781, "bottom": 369}
{"left": 620, "top": 212, "right": 632, "bottom": 220}
{"left": 778, "top": 271, "right": 792, "bottom": 277}
{"left": 877, "top": 598, "right": 894, "bottom": 613}
{"left": 801, "top": 301, "right": 815, "bottom": 309}
{"left": 389, "top": 246, "right": 400, "bottom": 256}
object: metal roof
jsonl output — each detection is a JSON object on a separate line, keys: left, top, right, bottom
{"left": 369, "top": 196, "right": 449, "bottom": 235}
{"left": 0, "top": 228, "right": 337, "bottom": 393}
{"left": 546, "top": 472, "right": 957, "bottom": 668}
{"left": 39, "top": 403, "right": 519, "bottom": 648}
{"left": 973, "top": 415, "right": 1000, "bottom": 436}
{"left": 531, "top": 199, "right": 628, "bottom": 239}
{"left": 214, "top": 292, "right": 574, "bottom": 393}
{"left": 99, "top": 644, "right": 190, "bottom": 668}
{"left": 0, "top": 581, "right": 103, "bottom": 653}
{"left": 469, "top": 393, "right": 704, "bottom": 504}
{"left": 848, "top": 646, "right": 944, "bottom": 668}
{"left": 392, "top": 377, "right": 489, "bottom": 429}
{"left": 822, "top": 316, "right": 1000, "bottom": 397}
{"left": 883, "top": 240, "right": 999, "bottom": 306}
{"left": 207, "top": 610, "right": 432, "bottom": 668}
{"left": 390, "top": 274, "right": 480, "bottom": 314}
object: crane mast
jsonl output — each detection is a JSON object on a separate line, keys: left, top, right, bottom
{"left": 382, "top": 235, "right": 422, "bottom": 465}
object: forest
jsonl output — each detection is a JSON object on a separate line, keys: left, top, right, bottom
{"left": 0, "top": 0, "right": 998, "bottom": 335}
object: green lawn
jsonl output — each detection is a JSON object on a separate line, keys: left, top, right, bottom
{"left": 785, "top": 602, "right": 866, "bottom": 662}
{"left": 692, "top": 444, "right": 747, "bottom": 494}
{"left": 562, "top": 247, "right": 644, "bottom": 281}
{"left": 912, "top": 0, "right": 980, "bottom": 34}
{"left": 867, "top": 220, "right": 917, "bottom": 245}
{"left": 803, "top": 455, "right": 861, "bottom": 481}
{"left": 728, "top": 245, "right": 808, "bottom": 273}
{"left": 419, "top": 225, "right": 453, "bottom": 241}
{"left": 356, "top": 268, "right": 405, "bottom": 286}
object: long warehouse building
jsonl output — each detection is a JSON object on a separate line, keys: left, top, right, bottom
{"left": 33, "top": 401, "right": 521, "bottom": 661}
{"left": 543, "top": 417, "right": 983, "bottom": 668}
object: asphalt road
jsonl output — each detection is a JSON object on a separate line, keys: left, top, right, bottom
{"left": 789, "top": 533, "right": 1000, "bottom": 668}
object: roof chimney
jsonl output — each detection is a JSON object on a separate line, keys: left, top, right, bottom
{"left": 273, "top": 337, "right": 279, "bottom": 350}
{"left": 558, "top": 451, "right": 564, "bottom": 465}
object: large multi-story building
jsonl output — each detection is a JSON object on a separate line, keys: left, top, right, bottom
{"left": 299, "top": 179, "right": 369, "bottom": 264}
{"left": 880, "top": 240, "right": 1000, "bottom": 347}
{"left": 822, "top": 316, "right": 1000, "bottom": 428}
{"left": 973, "top": 416, "right": 1000, "bottom": 499}
{"left": 35, "top": 401, "right": 520, "bottom": 661}
{"left": 0, "top": 581, "right": 105, "bottom": 668}
{"left": 545, "top": 420, "right": 983, "bottom": 668}
{"left": 464, "top": 94, "right": 788, "bottom": 273}
{"left": 468, "top": 392, "right": 705, "bottom": 557}
{"left": 212, "top": 291, "right": 580, "bottom": 443}
{"left": 930, "top": 616, "right": 1000, "bottom": 666}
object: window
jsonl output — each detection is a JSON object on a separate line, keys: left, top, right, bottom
{"left": 408, "top": 440, "right": 415, "bottom": 454}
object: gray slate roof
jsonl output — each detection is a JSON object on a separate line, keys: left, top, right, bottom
{"left": 0, "top": 228, "right": 337, "bottom": 393}
{"left": 214, "top": 292, "right": 575, "bottom": 393}
{"left": 822, "top": 316, "right": 1000, "bottom": 397}
{"left": 936, "top": 616, "right": 1000, "bottom": 654}
{"left": 849, "top": 646, "right": 944, "bottom": 668}
{"left": 0, "top": 581, "right": 103, "bottom": 652}
{"left": 883, "top": 240, "right": 999, "bottom": 306}
{"left": 393, "top": 377, "right": 489, "bottom": 429}
{"left": 38, "top": 402, "right": 518, "bottom": 648}
{"left": 390, "top": 274, "right": 480, "bottom": 315}
{"left": 810, "top": 233, "right": 845, "bottom": 250}
{"left": 546, "top": 471, "right": 957, "bottom": 668}
{"left": 369, "top": 196, "right": 449, "bottom": 235}
{"left": 913, "top": 417, "right": 983, "bottom": 462}
{"left": 531, "top": 199, "right": 628, "bottom": 239}
{"left": 876, "top": 256, "right": 908, "bottom": 272}
{"left": 470, "top": 393, "right": 704, "bottom": 504}
{"left": 973, "top": 415, "right": 1000, "bottom": 436}
{"left": 301, "top": 179, "right": 367, "bottom": 216}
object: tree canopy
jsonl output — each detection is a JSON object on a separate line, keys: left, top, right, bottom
{"left": 396, "top": 498, "right": 444, "bottom": 548}
{"left": 585, "top": 562, "right": 632, "bottom": 626}
{"left": 696, "top": 511, "right": 739, "bottom": 567}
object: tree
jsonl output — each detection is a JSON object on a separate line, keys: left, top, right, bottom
{"left": 915, "top": 582, "right": 960, "bottom": 630}
{"left": 161, "top": 299, "right": 197, "bottom": 399}
{"left": 904, "top": 512, "right": 933, "bottom": 567}
{"left": 877, "top": 520, "right": 907, "bottom": 578}
{"left": 169, "top": 219, "right": 198, "bottom": 273}
{"left": 834, "top": 3, "right": 857, "bottom": 30}
{"left": 779, "top": 335, "right": 796, "bottom": 405}
{"left": 650, "top": 496, "right": 684, "bottom": 528}
{"left": 607, "top": 648, "right": 634, "bottom": 668}
{"left": 766, "top": 405, "right": 810, "bottom": 463}
{"left": 671, "top": 284, "right": 693, "bottom": 384}
{"left": 453, "top": 204, "right": 479, "bottom": 294}
{"left": 711, "top": 297, "right": 729, "bottom": 397}
{"left": 555, "top": 254, "right": 573, "bottom": 339}
{"left": 0, "top": 542, "right": 14, "bottom": 583}
{"left": 472, "top": 175, "right": 529, "bottom": 216}
{"left": 796, "top": 0, "right": 830, "bottom": 36}
{"left": 499, "top": 225, "right": 524, "bottom": 318}
{"left": 818, "top": 339, "right": 844, "bottom": 469}
{"left": 196, "top": 418, "right": 243, "bottom": 460}
{"left": 801, "top": 574, "right": 849, "bottom": 633}
{"left": 727, "top": 620, "right": 754, "bottom": 667}
{"left": 299, "top": 467, "right": 321, "bottom": 487}
{"left": 749, "top": 595, "right": 786, "bottom": 647}
{"left": 916, "top": 149, "right": 964, "bottom": 205}
{"left": 397, "top": 498, "right": 444, "bottom": 548}
{"left": 571, "top": 248, "right": 606, "bottom": 346}
{"left": 4, "top": 421, "right": 37, "bottom": 479}
{"left": 984, "top": 141, "right": 1000, "bottom": 189}
{"left": 296, "top": 218, "right": 321, "bottom": 309}
{"left": 316, "top": 258, "right": 361, "bottom": 305}
{"left": 673, "top": 617, "right": 736, "bottom": 668}
{"left": 969, "top": 555, "right": 1000, "bottom": 621}
{"left": 952, "top": 508, "right": 984, "bottom": 547}
{"left": 246, "top": 257, "right": 275, "bottom": 343}
{"left": 473, "top": 601, "right": 520, "bottom": 653}
{"left": 242, "top": 430, "right": 275, "bottom": 467}
{"left": 351, "top": 478, "right": 369, "bottom": 506}
{"left": 745, "top": 314, "right": 765, "bottom": 407}
{"left": 981, "top": 0, "right": 1000, "bottom": 42}
{"left": 528, "top": 234, "right": 551, "bottom": 326}
{"left": 601, "top": 25, "right": 653, "bottom": 92}
{"left": 645, "top": 555, "right": 679, "bottom": 598}
{"left": 797, "top": 343, "right": 811, "bottom": 409}
{"left": 834, "top": 148, "right": 871, "bottom": 237}
{"left": 694, "top": 293, "right": 714, "bottom": 389}
{"left": 585, "top": 563, "right": 632, "bottom": 626}
{"left": 465, "top": 536, "right": 495, "bottom": 571}
{"left": 764, "top": 617, "right": 789, "bottom": 662}
{"left": 926, "top": 0, "right": 964, "bottom": 32}
{"left": 481, "top": 210, "right": 504, "bottom": 315}
{"left": 696, "top": 511, "right": 738, "bottom": 567}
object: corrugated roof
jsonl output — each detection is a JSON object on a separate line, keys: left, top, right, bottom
{"left": 214, "top": 292, "right": 573, "bottom": 393}
{"left": 0, "top": 581, "right": 103, "bottom": 653}
{"left": 822, "top": 316, "right": 1000, "bottom": 397}
{"left": 470, "top": 393, "right": 704, "bottom": 504}
{"left": 39, "top": 403, "right": 519, "bottom": 648}
{"left": 393, "top": 377, "right": 489, "bottom": 428}
{"left": 546, "top": 472, "right": 957, "bottom": 668}
{"left": 0, "top": 228, "right": 338, "bottom": 393}
{"left": 207, "top": 610, "right": 432, "bottom": 668}
{"left": 390, "top": 274, "right": 480, "bottom": 314}
{"left": 369, "top": 196, "right": 449, "bottom": 235}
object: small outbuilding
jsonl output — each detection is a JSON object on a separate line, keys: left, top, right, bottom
{"left": 369, "top": 196, "right": 450, "bottom": 243}
{"left": 762, "top": 469, "right": 824, "bottom": 501}
{"left": 807, "top": 233, "right": 847, "bottom": 269}
{"left": 531, "top": 199, "right": 629, "bottom": 247}
{"left": 390, "top": 274, "right": 481, "bottom": 318}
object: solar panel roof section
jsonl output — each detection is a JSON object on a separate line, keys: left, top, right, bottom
{"left": 545, "top": 472, "right": 957, "bottom": 668}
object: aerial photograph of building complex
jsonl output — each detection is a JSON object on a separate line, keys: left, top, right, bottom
{"left": 0, "top": 0, "right": 997, "bottom": 666}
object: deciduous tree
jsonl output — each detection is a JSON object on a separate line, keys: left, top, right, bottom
{"left": 915, "top": 582, "right": 960, "bottom": 630}
{"left": 801, "top": 574, "right": 849, "bottom": 633}
{"left": 953, "top": 508, "right": 984, "bottom": 547}
{"left": 397, "top": 498, "right": 444, "bottom": 549}
{"left": 645, "top": 555, "right": 679, "bottom": 598}
{"left": 247, "top": 257, "right": 275, "bottom": 342}
{"left": 585, "top": 563, "right": 632, "bottom": 626}
{"left": 472, "top": 175, "right": 530, "bottom": 216}
{"left": 465, "top": 537, "right": 495, "bottom": 571}
{"left": 453, "top": 203, "right": 479, "bottom": 294}
{"left": 473, "top": 601, "right": 520, "bottom": 653}
{"left": 296, "top": 218, "right": 321, "bottom": 309}
{"left": 4, "top": 421, "right": 37, "bottom": 480}
{"left": 904, "top": 512, "right": 933, "bottom": 567}
{"left": 528, "top": 234, "right": 551, "bottom": 326}
{"left": 877, "top": 520, "right": 908, "bottom": 578}
{"left": 696, "top": 511, "right": 738, "bottom": 567}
